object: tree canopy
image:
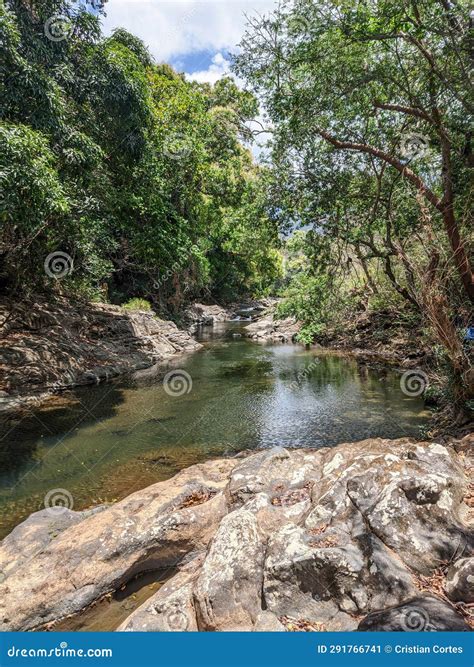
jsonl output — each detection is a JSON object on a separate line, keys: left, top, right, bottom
{"left": 0, "top": 0, "right": 282, "bottom": 307}
{"left": 235, "top": 0, "right": 473, "bottom": 407}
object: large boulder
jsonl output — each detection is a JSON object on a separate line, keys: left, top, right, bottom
{"left": 0, "top": 460, "right": 233, "bottom": 630}
{"left": 244, "top": 316, "right": 300, "bottom": 343}
{"left": 194, "top": 509, "right": 265, "bottom": 630}
{"left": 306, "top": 440, "right": 472, "bottom": 575}
{"left": 184, "top": 303, "right": 233, "bottom": 326}
{"left": 1, "top": 438, "right": 472, "bottom": 632}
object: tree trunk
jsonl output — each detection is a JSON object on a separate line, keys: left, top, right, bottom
{"left": 442, "top": 204, "right": 474, "bottom": 302}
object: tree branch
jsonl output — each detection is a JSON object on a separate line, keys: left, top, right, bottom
{"left": 315, "top": 127, "right": 443, "bottom": 211}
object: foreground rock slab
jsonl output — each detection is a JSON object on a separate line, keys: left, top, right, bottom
{"left": 0, "top": 438, "right": 472, "bottom": 632}
{"left": 358, "top": 595, "right": 471, "bottom": 631}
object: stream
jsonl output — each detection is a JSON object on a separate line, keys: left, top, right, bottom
{"left": 0, "top": 320, "right": 430, "bottom": 541}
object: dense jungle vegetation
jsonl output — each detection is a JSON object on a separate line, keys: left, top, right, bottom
{"left": 0, "top": 0, "right": 473, "bottom": 416}
{"left": 0, "top": 0, "right": 282, "bottom": 308}
{"left": 235, "top": 0, "right": 473, "bottom": 414}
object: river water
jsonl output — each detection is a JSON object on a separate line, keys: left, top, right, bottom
{"left": 0, "top": 321, "right": 430, "bottom": 539}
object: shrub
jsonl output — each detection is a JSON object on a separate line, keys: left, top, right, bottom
{"left": 122, "top": 298, "right": 152, "bottom": 312}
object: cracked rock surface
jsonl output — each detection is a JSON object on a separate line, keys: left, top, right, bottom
{"left": 0, "top": 298, "right": 202, "bottom": 409}
{"left": 0, "top": 437, "right": 472, "bottom": 632}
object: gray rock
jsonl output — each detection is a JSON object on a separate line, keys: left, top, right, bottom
{"left": 184, "top": 303, "right": 234, "bottom": 325}
{"left": 0, "top": 299, "right": 202, "bottom": 408}
{"left": 253, "top": 611, "right": 286, "bottom": 632}
{"left": 1, "top": 438, "right": 471, "bottom": 632}
{"left": 244, "top": 315, "right": 300, "bottom": 343}
{"left": 227, "top": 446, "right": 321, "bottom": 508}
{"left": 194, "top": 509, "right": 265, "bottom": 630}
{"left": 358, "top": 595, "right": 472, "bottom": 631}
{"left": 445, "top": 557, "right": 474, "bottom": 603}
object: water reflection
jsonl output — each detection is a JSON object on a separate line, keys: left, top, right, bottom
{"left": 0, "top": 322, "right": 430, "bottom": 537}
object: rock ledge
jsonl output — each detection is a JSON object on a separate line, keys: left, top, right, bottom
{"left": 0, "top": 436, "right": 472, "bottom": 632}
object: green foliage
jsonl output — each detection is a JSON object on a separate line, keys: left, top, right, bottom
{"left": 123, "top": 298, "right": 152, "bottom": 312}
{"left": 235, "top": 0, "right": 474, "bottom": 421}
{"left": 1, "top": 0, "right": 281, "bottom": 307}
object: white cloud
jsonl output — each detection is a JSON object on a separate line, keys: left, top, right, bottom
{"left": 187, "top": 52, "right": 230, "bottom": 84}
{"left": 101, "top": 0, "right": 276, "bottom": 161}
{"left": 101, "top": 0, "right": 276, "bottom": 63}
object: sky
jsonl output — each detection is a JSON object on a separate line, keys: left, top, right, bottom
{"left": 101, "top": 0, "right": 277, "bottom": 84}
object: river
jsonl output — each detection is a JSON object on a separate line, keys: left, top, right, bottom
{"left": 0, "top": 320, "right": 430, "bottom": 539}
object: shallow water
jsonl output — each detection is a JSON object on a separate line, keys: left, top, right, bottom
{"left": 0, "top": 321, "right": 430, "bottom": 538}
{"left": 53, "top": 568, "right": 177, "bottom": 632}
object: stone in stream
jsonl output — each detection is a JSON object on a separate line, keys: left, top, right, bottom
{"left": 0, "top": 438, "right": 472, "bottom": 632}
{"left": 243, "top": 315, "right": 301, "bottom": 343}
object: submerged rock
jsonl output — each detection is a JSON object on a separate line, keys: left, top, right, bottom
{"left": 0, "top": 438, "right": 472, "bottom": 632}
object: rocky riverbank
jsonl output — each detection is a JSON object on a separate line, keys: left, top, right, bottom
{"left": 316, "top": 310, "right": 429, "bottom": 368}
{"left": 0, "top": 297, "right": 201, "bottom": 412}
{"left": 241, "top": 305, "right": 424, "bottom": 367}
{"left": 0, "top": 435, "right": 472, "bottom": 632}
